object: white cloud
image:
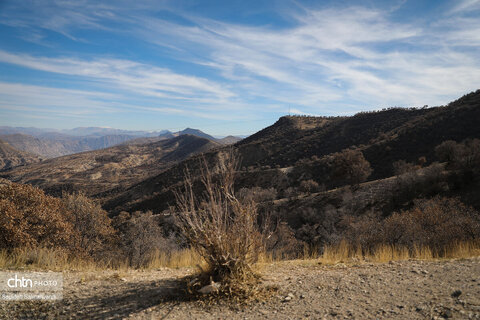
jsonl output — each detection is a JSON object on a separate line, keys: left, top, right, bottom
{"left": 1, "top": 1, "right": 480, "bottom": 121}
{"left": 135, "top": 5, "right": 480, "bottom": 109}
{"left": 450, "top": 0, "right": 480, "bottom": 13}
{"left": 0, "top": 82, "right": 119, "bottom": 116}
{"left": 0, "top": 50, "right": 234, "bottom": 102}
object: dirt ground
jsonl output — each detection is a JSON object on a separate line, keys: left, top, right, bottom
{"left": 1, "top": 257, "right": 480, "bottom": 319}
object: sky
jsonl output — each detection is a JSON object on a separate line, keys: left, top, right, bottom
{"left": 0, "top": 0, "right": 479, "bottom": 136}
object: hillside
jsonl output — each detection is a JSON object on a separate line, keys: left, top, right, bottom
{"left": 103, "top": 90, "right": 480, "bottom": 214}
{"left": 0, "top": 138, "right": 42, "bottom": 171}
{"left": 160, "top": 128, "right": 242, "bottom": 144}
{"left": 1, "top": 135, "right": 220, "bottom": 199}
{"left": 235, "top": 91, "right": 480, "bottom": 179}
{"left": 217, "top": 135, "right": 243, "bottom": 145}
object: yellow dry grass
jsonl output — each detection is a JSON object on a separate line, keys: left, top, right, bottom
{"left": 1, "top": 241, "right": 479, "bottom": 271}
{"left": 146, "top": 248, "right": 205, "bottom": 269}
{"left": 315, "top": 240, "right": 480, "bottom": 265}
{"left": 258, "top": 240, "right": 480, "bottom": 266}
{"left": 0, "top": 248, "right": 100, "bottom": 271}
{"left": 0, "top": 247, "right": 205, "bottom": 271}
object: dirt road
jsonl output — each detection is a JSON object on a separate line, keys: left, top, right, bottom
{"left": 2, "top": 257, "right": 480, "bottom": 319}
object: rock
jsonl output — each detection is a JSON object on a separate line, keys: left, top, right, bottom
{"left": 198, "top": 282, "right": 221, "bottom": 294}
{"left": 282, "top": 292, "right": 295, "bottom": 302}
{"left": 441, "top": 309, "right": 453, "bottom": 318}
{"left": 451, "top": 290, "right": 462, "bottom": 298}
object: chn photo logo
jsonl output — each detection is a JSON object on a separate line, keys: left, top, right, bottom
{"left": 7, "top": 274, "right": 33, "bottom": 288}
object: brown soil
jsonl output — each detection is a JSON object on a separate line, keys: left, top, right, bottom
{"left": 1, "top": 258, "right": 480, "bottom": 319}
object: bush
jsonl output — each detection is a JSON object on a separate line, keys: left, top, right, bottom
{"left": 392, "top": 160, "right": 417, "bottom": 175}
{"left": 340, "top": 211, "right": 383, "bottom": 252}
{"left": 435, "top": 140, "right": 460, "bottom": 164}
{"left": 299, "top": 179, "right": 319, "bottom": 194}
{"left": 294, "top": 205, "right": 341, "bottom": 248}
{"left": 174, "top": 150, "right": 267, "bottom": 294}
{"left": 283, "top": 187, "right": 299, "bottom": 199}
{"left": 343, "top": 197, "right": 480, "bottom": 254}
{"left": 389, "top": 162, "right": 446, "bottom": 208}
{"left": 383, "top": 197, "right": 480, "bottom": 253}
{"left": 61, "top": 192, "right": 116, "bottom": 258}
{"left": 114, "top": 211, "right": 179, "bottom": 267}
{"left": 0, "top": 182, "right": 79, "bottom": 252}
{"left": 331, "top": 149, "right": 372, "bottom": 185}
{"left": 237, "top": 187, "right": 277, "bottom": 202}
{"left": 265, "top": 222, "right": 306, "bottom": 260}
{"left": 436, "top": 139, "right": 480, "bottom": 173}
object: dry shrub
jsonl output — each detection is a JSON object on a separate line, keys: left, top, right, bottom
{"left": 61, "top": 192, "right": 116, "bottom": 258}
{"left": 342, "top": 197, "right": 480, "bottom": 256}
{"left": 174, "top": 150, "right": 268, "bottom": 298}
{"left": 392, "top": 160, "right": 417, "bottom": 175}
{"left": 265, "top": 222, "right": 306, "bottom": 260}
{"left": 435, "top": 140, "right": 459, "bottom": 164}
{"left": 331, "top": 149, "right": 372, "bottom": 186}
{"left": 340, "top": 211, "right": 383, "bottom": 252}
{"left": 295, "top": 205, "right": 341, "bottom": 248}
{"left": 435, "top": 139, "right": 480, "bottom": 189}
{"left": 299, "top": 179, "right": 319, "bottom": 194}
{"left": 283, "top": 186, "right": 299, "bottom": 199}
{"left": 0, "top": 183, "right": 79, "bottom": 252}
{"left": 435, "top": 139, "right": 480, "bottom": 171}
{"left": 237, "top": 186, "right": 277, "bottom": 202}
{"left": 383, "top": 197, "right": 480, "bottom": 253}
{"left": 113, "top": 211, "right": 179, "bottom": 268}
{"left": 390, "top": 162, "right": 446, "bottom": 208}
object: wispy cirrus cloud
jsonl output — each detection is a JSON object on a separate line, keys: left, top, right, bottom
{"left": 449, "top": 0, "right": 480, "bottom": 13}
{"left": 0, "top": 1, "right": 479, "bottom": 133}
{"left": 131, "top": 4, "right": 480, "bottom": 110}
{"left": 0, "top": 50, "right": 233, "bottom": 101}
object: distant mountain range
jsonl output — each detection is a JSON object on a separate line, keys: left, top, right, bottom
{"left": 1, "top": 134, "right": 221, "bottom": 198}
{"left": 0, "top": 126, "right": 242, "bottom": 159}
{"left": 0, "top": 138, "right": 42, "bottom": 171}
{"left": 0, "top": 126, "right": 168, "bottom": 138}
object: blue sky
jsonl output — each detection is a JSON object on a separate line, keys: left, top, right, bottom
{"left": 0, "top": 0, "right": 479, "bottom": 136}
